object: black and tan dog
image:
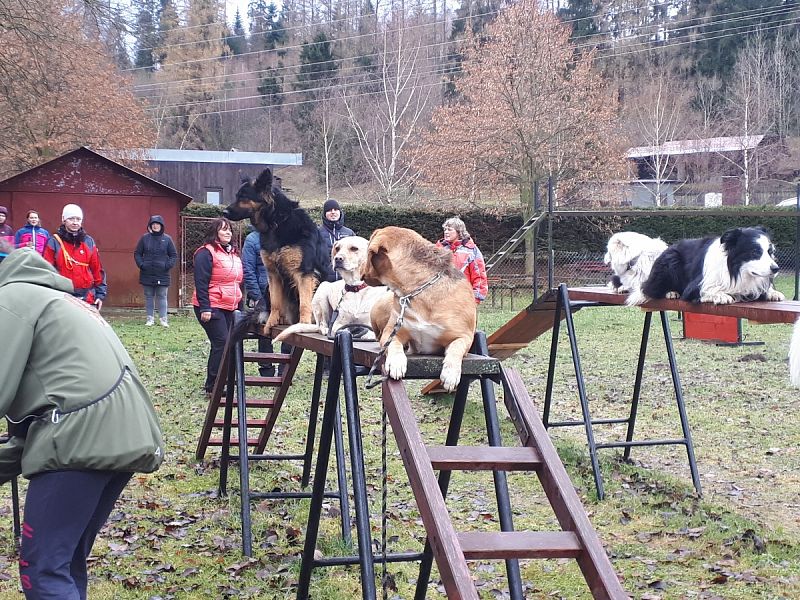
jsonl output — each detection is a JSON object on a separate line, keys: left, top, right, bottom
{"left": 223, "top": 168, "right": 335, "bottom": 330}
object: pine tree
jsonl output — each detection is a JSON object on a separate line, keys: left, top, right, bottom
{"left": 134, "top": 0, "right": 161, "bottom": 70}
{"left": 226, "top": 8, "right": 247, "bottom": 55}
{"left": 258, "top": 67, "right": 283, "bottom": 106}
{"left": 557, "top": 0, "right": 599, "bottom": 40}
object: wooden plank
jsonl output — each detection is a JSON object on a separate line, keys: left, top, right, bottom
{"left": 276, "top": 330, "right": 500, "bottom": 377}
{"left": 382, "top": 379, "right": 480, "bottom": 600}
{"left": 568, "top": 286, "right": 800, "bottom": 325}
{"left": 457, "top": 531, "right": 582, "bottom": 560}
{"left": 243, "top": 375, "right": 284, "bottom": 386}
{"left": 502, "top": 367, "right": 629, "bottom": 600}
{"left": 426, "top": 445, "right": 542, "bottom": 471}
{"left": 242, "top": 352, "right": 293, "bottom": 363}
{"left": 213, "top": 419, "right": 265, "bottom": 428}
{"left": 220, "top": 398, "right": 275, "bottom": 409}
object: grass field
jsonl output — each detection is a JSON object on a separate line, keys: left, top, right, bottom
{"left": 1, "top": 285, "right": 799, "bottom": 599}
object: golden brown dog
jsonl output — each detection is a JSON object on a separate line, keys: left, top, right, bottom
{"left": 362, "top": 226, "right": 477, "bottom": 392}
{"left": 274, "top": 236, "right": 389, "bottom": 342}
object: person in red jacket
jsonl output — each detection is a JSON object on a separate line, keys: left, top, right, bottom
{"left": 43, "top": 204, "right": 107, "bottom": 309}
{"left": 436, "top": 216, "right": 488, "bottom": 304}
{"left": 192, "top": 217, "right": 244, "bottom": 394}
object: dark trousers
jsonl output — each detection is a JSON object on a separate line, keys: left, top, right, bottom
{"left": 257, "top": 335, "right": 275, "bottom": 376}
{"left": 194, "top": 306, "right": 235, "bottom": 391}
{"left": 19, "top": 470, "right": 132, "bottom": 600}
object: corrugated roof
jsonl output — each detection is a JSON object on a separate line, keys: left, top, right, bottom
{"left": 134, "top": 149, "right": 303, "bottom": 165}
{"left": 627, "top": 135, "right": 766, "bottom": 158}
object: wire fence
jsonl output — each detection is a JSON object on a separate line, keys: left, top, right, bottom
{"left": 178, "top": 212, "right": 800, "bottom": 310}
{"left": 483, "top": 210, "right": 800, "bottom": 309}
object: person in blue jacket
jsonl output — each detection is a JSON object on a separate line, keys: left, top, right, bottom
{"left": 242, "top": 230, "right": 275, "bottom": 377}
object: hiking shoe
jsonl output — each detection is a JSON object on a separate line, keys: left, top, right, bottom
{"left": 145, "top": 317, "right": 154, "bottom": 326}
{"left": 159, "top": 318, "right": 169, "bottom": 327}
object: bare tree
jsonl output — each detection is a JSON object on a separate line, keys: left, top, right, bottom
{"left": 628, "top": 71, "right": 692, "bottom": 206}
{"left": 415, "top": 0, "right": 624, "bottom": 207}
{"left": 720, "top": 31, "right": 776, "bottom": 205}
{"left": 343, "top": 24, "right": 435, "bottom": 203}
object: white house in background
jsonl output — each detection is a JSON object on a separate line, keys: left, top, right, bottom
{"left": 626, "top": 135, "right": 768, "bottom": 207}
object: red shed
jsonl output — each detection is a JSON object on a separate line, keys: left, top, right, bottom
{"left": 0, "top": 147, "right": 192, "bottom": 307}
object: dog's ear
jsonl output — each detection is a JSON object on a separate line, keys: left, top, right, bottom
{"left": 254, "top": 168, "right": 273, "bottom": 193}
{"left": 363, "top": 234, "right": 390, "bottom": 286}
{"left": 720, "top": 227, "right": 742, "bottom": 247}
{"left": 753, "top": 224, "right": 771, "bottom": 236}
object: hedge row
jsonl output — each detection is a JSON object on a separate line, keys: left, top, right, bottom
{"left": 181, "top": 203, "right": 799, "bottom": 255}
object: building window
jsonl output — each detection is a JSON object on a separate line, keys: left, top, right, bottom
{"left": 205, "top": 188, "right": 222, "bottom": 205}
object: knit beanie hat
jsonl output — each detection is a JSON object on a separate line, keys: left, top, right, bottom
{"left": 0, "top": 206, "right": 7, "bottom": 216}
{"left": 323, "top": 199, "right": 341, "bottom": 213}
{"left": 62, "top": 203, "right": 83, "bottom": 221}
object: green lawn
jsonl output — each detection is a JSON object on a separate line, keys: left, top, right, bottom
{"left": 1, "top": 290, "right": 799, "bottom": 599}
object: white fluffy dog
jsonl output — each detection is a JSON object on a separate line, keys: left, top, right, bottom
{"left": 790, "top": 320, "right": 800, "bottom": 386}
{"left": 603, "top": 231, "right": 668, "bottom": 305}
{"left": 274, "top": 236, "right": 388, "bottom": 343}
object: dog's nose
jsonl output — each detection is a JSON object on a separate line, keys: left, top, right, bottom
{"left": 771, "top": 264, "right": 779, "bottom": 274}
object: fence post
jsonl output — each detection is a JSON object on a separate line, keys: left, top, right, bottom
{"left": 533, "top": 180, "right": 540, "bottom": 302}
{"left": 795, "top": 182, "right": 799, "bottom": 301}
{"left": 547, "top": 176, "right": 554, "bottom": 291}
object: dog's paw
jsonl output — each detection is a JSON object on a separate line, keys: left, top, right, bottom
{"left": 384, "top": 348, "right": 407, "bottom": 380}
{"left": 665, "top": 291, "right": 680, "bottom": 300}
{"left": 701, "top": 292, "right": 735, "bottom": 305}
{"left": 439, "top": 365, "right": 462, "bottom": 392}
{"left": 265, "top": 312, "right": 281, "bottom": 329}
{"left": 767, "top": 289, "right": 785, "bottom": 302}
{"left": 319, "top": 322, "right": 330, "bottom": 336}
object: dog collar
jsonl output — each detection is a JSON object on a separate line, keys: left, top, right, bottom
{"left": 345, "top": 282, "right": 368, "bottom": 293}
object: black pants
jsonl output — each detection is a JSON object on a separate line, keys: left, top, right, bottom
{"left": 194, "top": 306, "right": 235, "bottom": 392}
{"left": 257, "top": 335, "right": 275, "bottom": 376}
{"left": 19, "top": 470, "right": 132, "bottom": 599}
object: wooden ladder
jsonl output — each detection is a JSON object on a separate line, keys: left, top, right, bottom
{"left": 382, "top": 366, "right": 628, "bottom": 599}
{"left": 195, "top": 328, "right": 295, "bottom": 460}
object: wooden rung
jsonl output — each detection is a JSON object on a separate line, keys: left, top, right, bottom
{"left": 457, "top": 531, "right": 582, "bottom": 560}
{"left": 427, "top": 446, "right": 542, "bottom": 471}
{"left": 213, "top": 419, "right": 265, "bottom": 428}
{"left": 220, "top": 398, "right": 275, "bottom": 409}
{"left": 242, "top": 352, "right": 292, "bottom": 363}
{"left": 243, "top": 375, "right": 284, "bottom": 386}
{"left": 208, "top": 437, "right": 259, "bottom": 447}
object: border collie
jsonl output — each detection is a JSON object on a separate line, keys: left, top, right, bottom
{"left": 627, "top": 226, "right": 784, "bottom": 306}
{"left": 604, "top": 231, "right": 668, "bottom": 302}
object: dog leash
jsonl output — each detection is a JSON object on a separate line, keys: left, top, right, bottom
{"left": 364, "top": 272, "right": 443, "bottom": 389}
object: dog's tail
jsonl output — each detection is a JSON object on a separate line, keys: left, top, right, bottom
{"left": 789, "top": 317, "right": 800, "bottom": 386}
{"left": 274, "top": 322, "right": 321, "bottom": 343}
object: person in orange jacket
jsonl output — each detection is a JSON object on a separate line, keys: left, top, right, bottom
{"left": 436, "top": 216, "right": 488, "bottom": 304}
{"left": 42, "top": 204, "right": 106, "bottom": 309}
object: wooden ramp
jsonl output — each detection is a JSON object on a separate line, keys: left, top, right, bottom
{"left": 383, "top": 366, "right": 628, "bottom": 599}
{"left": 422, "top": 290, "right": 590, "bottom": 394}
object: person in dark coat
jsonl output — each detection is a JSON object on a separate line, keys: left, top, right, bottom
{"left": 318, "top": 199, "right": 354, "bottom": 281}
{"left": 134, "top": 215, "right": 178, "bottom": 327}
{"left": 0, "top": 206, "right": 13, "bottom": 263}
{"left": 242, "top": 229, "right": 275, "bottom": 377}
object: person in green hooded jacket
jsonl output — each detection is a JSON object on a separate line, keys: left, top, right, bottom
{"left": 0, "top": 247, "right": 164, "bottom": 600}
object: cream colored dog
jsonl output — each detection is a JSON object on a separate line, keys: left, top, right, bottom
{"left": 275, "top": 236, "right": 388, "bottom": 343}
{"left": 363, "top": 226, "right": 477, "bottom": 392}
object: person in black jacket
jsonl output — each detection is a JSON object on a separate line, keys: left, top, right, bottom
{"left": 133, "top": 215, "right": 178, "bottom": 327}
{"left": 318, "top": 199, "right": 354, "bottom": 281}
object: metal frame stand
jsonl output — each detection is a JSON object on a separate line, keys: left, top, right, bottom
{"left": 542, "top": 283, "right": 701, "bottom": 499}
{"left": 217, "top": 317, "right": 352, "bottom": 556}
{"left": 297, "top": 330, "right": 522, "bottom": 600}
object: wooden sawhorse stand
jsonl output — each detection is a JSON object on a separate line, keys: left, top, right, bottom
{"left": 544, "top": 284, "right": 800, "bottom": 500}
{"left": 289, "top": 328, "right": 627, "bottom": 599}
{"left": 196, "top": 313, "right": 353, "bottom": 555}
